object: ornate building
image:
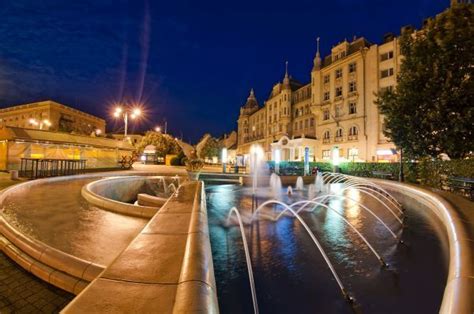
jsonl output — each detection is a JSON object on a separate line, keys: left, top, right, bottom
{"left": 237, "top": 32, "right": 403, "bottom": 164}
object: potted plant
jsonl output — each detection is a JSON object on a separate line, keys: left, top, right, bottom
{"left": 184, "top": 154, "right": 204, "bottom": 181}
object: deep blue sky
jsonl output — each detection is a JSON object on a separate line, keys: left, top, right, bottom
{"left": 0, "top": 0, "right": 447, "bottom": 142}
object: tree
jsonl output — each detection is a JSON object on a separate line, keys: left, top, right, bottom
{"left": 136, "top": 131, "right": 181, "bottom": 157}
{"left": 197, "top": 134, "right": 221, "bottom": 159}
{"left": 377, "top": 4, "right": 474, "bottom": 159}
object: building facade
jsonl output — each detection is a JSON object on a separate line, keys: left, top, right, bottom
{"left": 237, "top": 32, "right": 405, "bottom": 164}
{"left": 0, "top": 100, "right": 106, "bottom": 135}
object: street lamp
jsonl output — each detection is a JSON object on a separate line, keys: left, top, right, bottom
{"left": 113, "top": 105, "right": 142, "bottom": 137}
{"left": 155, "top": 126, "right": 161, "bottom": 132}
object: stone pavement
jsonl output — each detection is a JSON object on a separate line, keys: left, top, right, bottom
{"left": 0, "top": 252, "right": 73, "bottom": 313}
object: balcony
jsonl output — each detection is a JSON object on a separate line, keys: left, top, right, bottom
{"left": 323, "top": 138, "right": 331, "bottom": 144}
{"left": 348, "top": 135, "right": 358, "bottom": 141}
{"left": 335, "top": 136, "right": 343, "bottom": 142}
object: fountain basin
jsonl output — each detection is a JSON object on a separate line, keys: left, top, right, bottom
{"left": 82, "top": 176, "right": 178, "bottom": 218}
{"left": 370, "top": 178, "right": 472, "bottom": 314}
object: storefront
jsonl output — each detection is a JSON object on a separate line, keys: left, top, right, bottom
{"left": 270, "top": 136, "right": 318, "bottom": 162}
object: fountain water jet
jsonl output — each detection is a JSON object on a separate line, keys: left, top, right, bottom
{"left": 272, "top": 200, "right": 388, "bottom": 266}
{"left": 308, "top": 184, "right": 316, "bottom": 200}
{"left": 226, "top": 207, "right": 259, "bottom": 314}
{"left": 244, "top": 200, "right": 352, "bottom": 301}
{"left": 315, "top": 172, "right": 324, "bottom": 192}
{"left": 269, "top": 173, "right": 282, "bottom": 197}
{"left": 295, "top": 176, "right": 304, "bottom": 190}
{"left": 287, "top": 186, "right": 293, "bottom": 195}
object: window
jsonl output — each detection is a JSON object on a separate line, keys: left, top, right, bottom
{"left": 349, "top": 126, "right": 358, "bottom": 136}
{"left": 349, "top": 81, "right": 357, "bottom": 93}
{"left": 348, "top": 102, "right": 357, "bottom": 114}
{"left": 323, "top": 130, "right": 331, "bottom": 140}
{"left": 310, "top": 117, "right": 315, "bottom": 127}
{"left": 349, "top": 62, "right": 356, "bottom": 73}
{"left": 335, "top": 104, "right": 343, "bottom": 117}
{"left": 294, "top": 122, "right": 298, "bottom": 130}
{"left": 335, "top": 86, "right": 343, "bottom": 97}
{"left": 348, "top": 148, "right": 359, "bottom": 160}
{"left": 322, "top": 150, "right": 331, "bottom": 160}
{"left": 335, "top": 128, "right": 343, "bottom": 141}
{"left": 269, "top": 116, "right": 272, "bottom": 123}
{"left": 324, "top": 91, "right": 330, "bottom": 101}
{"left": 299, "top": 120, "right": 303, "bottom": 129}
{"left": 335, "top": 68, "right": 342, "bottom": 79}
{"left": 380, "top": 85, "right": 394, "bottom": 93}
{"left": 304, "top": 119, "right": 309, "bottom": 128}
{"left": 323, "top": 109, "right": 330, "bottom": 121}
{"left": 380, "top": 51, "right": 394, "bottom": 61}
{"left": 284, "top": 107, "right": 287, "bottom": 115}
{"left": 381, "top": 68, "right": 394, "bottom": 78}
{"left": 323, "top": 75, "right": 330, "bottom": 84}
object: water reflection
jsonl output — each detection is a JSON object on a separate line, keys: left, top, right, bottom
{"left": 206, "top": 183, "right": 448, "bottom": 314}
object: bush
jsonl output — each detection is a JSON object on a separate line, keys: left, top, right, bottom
{"left": 266, "top": 159, "right": 474, "bottom": 190}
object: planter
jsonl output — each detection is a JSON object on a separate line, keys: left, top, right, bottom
{"left": 187, "top": 171, "right": 200, "bottom": 181}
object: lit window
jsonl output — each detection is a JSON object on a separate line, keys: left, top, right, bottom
{"left": 335, "top": 68, "right": 342, "bottom": 79}
{"left": 335, "top": 86, "right": 343, "bottom": 97}
{"left": 324, "top": 75, "right": 330, "bottom": 84}
{"left": 335, "top": 128, "right": 343, "bottom": 138}
{"left": 322, "top": 150, "right": 331, "bottom": 159}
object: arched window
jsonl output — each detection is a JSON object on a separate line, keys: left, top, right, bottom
{"left": 323, "top": 130, "right": 331, "bottom": 140}
{"left": 349, "top": 126, "right": 358, "bottom": 136}
{"left": 348, "top": 126, "right": 358, "bottom": 140}
{"left": 335, "top": 128, "right": 343, "bottom": 140}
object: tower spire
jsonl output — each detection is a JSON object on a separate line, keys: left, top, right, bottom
{"left": 313, "top": 37, "right": 322, "bottom": 71}
{"left": 285, "top": 61, "right": 289, "bottom": 78}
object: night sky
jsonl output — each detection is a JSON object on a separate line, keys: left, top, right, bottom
{"left": 0, "top": 0, "right": 447, "bottom": 142}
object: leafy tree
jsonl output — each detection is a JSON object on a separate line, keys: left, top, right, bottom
{"left": 377, "top": 4, "right": 474, "bottom": 159}
{"left": 136, "top": 131, "right": 182, "bottom": 157}
{"left": 197, "top": 134, "right": 221, "bottom": 159}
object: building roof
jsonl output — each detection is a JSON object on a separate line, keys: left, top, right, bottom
{"left": 0, "top": 100, "right": 105, "bottom": 123}
{"left": 0, "top": 125, "right": 134, "bottom": 150}
{"left": 321, "top": 37, "right": 372, "bottom": 69}
{"left": 243, "top": 89, "right": 259, "bottom": 110}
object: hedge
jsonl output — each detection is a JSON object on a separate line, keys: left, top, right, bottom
{"left": 267, "top": 159, "right": 474, "bottom": 190}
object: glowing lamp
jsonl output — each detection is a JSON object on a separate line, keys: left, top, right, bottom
{"left": 221, "top": 148, "right": 228, "bottom": 163}
{"left": 332, "top": 147, "right": 340, "bottom": 166}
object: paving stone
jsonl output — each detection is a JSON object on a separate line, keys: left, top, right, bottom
{"left": 0, "top": 252, "right": 74, "bottom": 312}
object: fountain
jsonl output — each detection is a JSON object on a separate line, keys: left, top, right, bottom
{"left": 269, "top": 173, "right": 282, "bottom": 197}
{"left": 315, "top": 171, "right": 324, "bottom": 192}
{"left": 295, "top": 176, "right": 304, "bottom": 190}
{"left": 307, "top": 184, "right": 316, "bottom": 199}
{"left": 203, "top": 169, "right": 454, "bottom": 313}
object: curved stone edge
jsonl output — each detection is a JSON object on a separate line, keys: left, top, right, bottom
{"left": 61, "top": 181, "right": 219, "bottom": 313}
{"left": 0, "top": 222, "right": 104, "bottom": 295}
{"left": 370, "top": 179, "right": 472, "bottom": 314}
{"left": 81, "top": 176, "right": 160, "bottom": 218}
{"left": 172, "top": 181, "right": 219, "bottom": 313}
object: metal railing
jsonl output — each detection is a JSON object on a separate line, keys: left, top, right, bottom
{"left": 19, "top": 158, "right": 86, "bottom": 179}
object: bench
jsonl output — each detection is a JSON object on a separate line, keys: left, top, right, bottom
{"left": 448, "top": 177, "right": 474, "bottom": 200}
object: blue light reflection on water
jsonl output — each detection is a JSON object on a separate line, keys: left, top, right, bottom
{"left": 206, "top": 183, "right": 448, "bottom": 314}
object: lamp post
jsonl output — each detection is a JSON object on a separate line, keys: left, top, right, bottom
{"left": 221, "top": 148, "right": 228, "bottom": 173}
{"left": 155, "top": 126, "right": 161, "bottom": 133}
{"left": 113, "top": 106, "right": 141, "bottom": 137}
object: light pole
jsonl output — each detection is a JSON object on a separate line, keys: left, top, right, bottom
{"left": 155, "top": 126, "right": 161, "bottom": 133}
{"left": 113, "top": 106, "right": 141, "bottom": 137}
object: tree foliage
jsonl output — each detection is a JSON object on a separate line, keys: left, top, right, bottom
{"left": 377, "top": 4, "right": 474, "bottom": 159}
{"left": 197, "top": 134, "right": 221, "bottom": 159}
{"left": 136, "top": 131, "right": 182, "bottom": 157}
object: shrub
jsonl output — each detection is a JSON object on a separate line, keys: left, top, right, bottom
{"left": 170, "top": 156, "right": 181, "bottom": 166}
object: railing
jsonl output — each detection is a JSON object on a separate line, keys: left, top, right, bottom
{"left": 323, "top": 138, "right": 331, "bottom": 144}
{"left": 19, "top": 158, "right": 86, "bottom": 179}
{"left": 348, "top": 135, "right": 358, "bottom": 141}
{"left": 335, "top": 136, "right": 344, "bottom": 142}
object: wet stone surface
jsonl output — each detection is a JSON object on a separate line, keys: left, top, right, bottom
{"left": 0, "top": 252, "right": 73, "bottom": 313}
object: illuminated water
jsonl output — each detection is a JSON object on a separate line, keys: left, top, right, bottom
{"left": 206, "top": 183, "right": 449, "bottom": 313}
{"left": 1, "top": 178, "right": 148, "bottom": 265}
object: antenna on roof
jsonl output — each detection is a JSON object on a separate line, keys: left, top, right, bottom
{"left": 316, "top": 37, "right": 320, "bottom": 55}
